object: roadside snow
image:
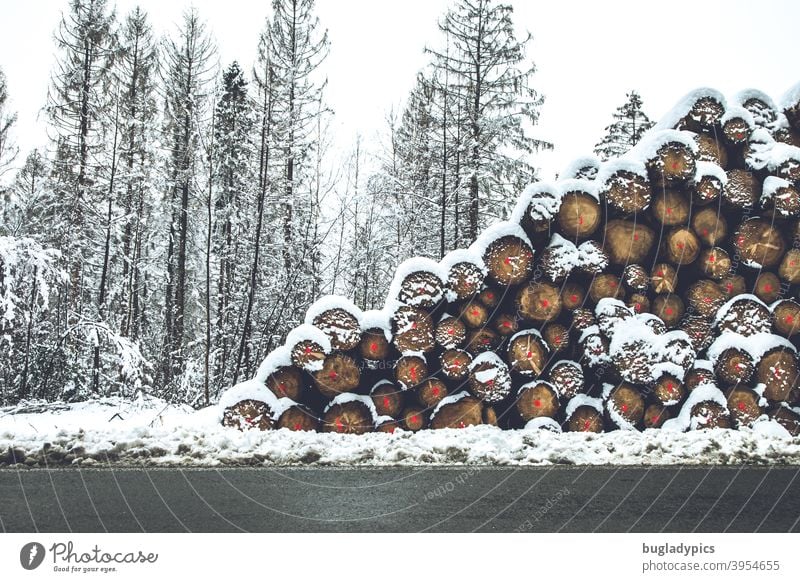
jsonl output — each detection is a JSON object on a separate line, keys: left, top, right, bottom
{"left": 2, "top": 397, "right": 799, "bottom": 467}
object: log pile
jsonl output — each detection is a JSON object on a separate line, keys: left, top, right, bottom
{"left": 221, "top": 83, "right": 800, "bottom": 438}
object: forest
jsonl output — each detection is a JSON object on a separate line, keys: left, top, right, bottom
{"left": 3, "top": 0, "right": 657, "bottom": 406}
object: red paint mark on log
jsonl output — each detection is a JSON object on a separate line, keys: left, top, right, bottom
{"left": 486, "top": 292, "right": 494, "bottom": 300}
{"left": 634, "top": 303, "right": 641, "bottom": 312}
{"left": 672, "top": 161, "right": 679, "bottom": 170}
{"left": 304, "top": 346, "right": 312, "bottom": 354}
{"left": 370, "top": 342, "right": 378, "bottom": 352}
{"left": 458, "top": 421, "right": 466, "bottom": 428}
{"left": 482, "top": 338, "right": 490, "bottom": 345}
{"left": 447, "top": 328, "right": 454, "bottom": 335}
{"left": 667, "top": 383, "right": 674, "bottom": 392}
{"left": 787, "top": 315, "right": 795, "bottom": 324}
{"left": 621, "top": 404, "right": 629, "bottom": 413}
{"left": 526, "top": 351, "right": 533, "bottom": 358}
{"left": 542, "top": 299, "right": 550, "bottom": 307}
{"left": 432, "top": 386, "right": 440, "bottom": 396}
{"left": 726, "top": 283, "right": 734, "bottom": 292}
{"left": 570, "top": 294, "right": 578, "bottom": 302}
{"left": 578, "top": 215, "right": 584, "bottom": 225}
{"left": 503, "top": 321, "right": 512, "bottom": 328}
{"left": 336, "top": 419, "right": 344, "bottom": 432}
{"left": 677, "top": 242, "right": 685, "bottom": 249}
{"left": 657, "top": 270, "right": 664, "bottom": 277}
{"left": 504, "top": 257, "right": 512, "bottom": 265}
{"left": 609, "top": 280, "right": 617, "bottom": 287}
{"left": 471, "top": 309, "right": 479, "bottom": 316}
{"left": 764, "top": 284, "right": 773, "bottom": 292}
{"left": 737, "top": 401, "right": 746, "bottom": 411}
{"left": 410, "top": 367, "right": 418, "bottom": 381}
{"left": 634, "top": 233, "right": 639, "bottom": 241}
{"left": 708, "top": 255, "right": 715, "bottom": 262}
{"left": 410, "top": 415, "right": 419, "bottom": 424}
{"left": 411, "top": 321, "right": 417, "bottom": 329}
{"left": 293, "top": 423, "right": 302, "bottom": 430}
{"left": 329, "top": 371, "right": 338, "bottom": 380}
{"left": 665, "top": 308, "right": 674, "bottom": 316}
{"left": 583, "top": 420, "right": 591, "bottom": 431}
{"left": 383, "top": 397, "right": 390, "bottom": 409}
{"left": 666, "top": 207, "right": 673, "bottom": 214}
{"left": 703, "top": 228, "right": 709, "bottom": 236}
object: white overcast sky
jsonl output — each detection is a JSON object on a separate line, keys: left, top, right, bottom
{"left": 1, "top": 0, "right": 799, "bottom": 180}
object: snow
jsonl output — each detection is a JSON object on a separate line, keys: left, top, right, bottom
{"left": 662, "top": 383, "right": 728, "bottom": 432}
{"left": 577, "top": 240, "right": 608, "bottom": 273}
{"left": 629, "top": 129, "right": 699, "bottom": 162}
{"left": 595, "top": 157, "right": 649, "bottom": 185}
{"left": 469, "top": 352, "right": 511, "bottom": 402}
{"left": 734, "top": 88, "right": 778, "bottom": 114}
{"left": 361, "top": 309, "right": 392, "bottom": 342}
{"left": 721, "top": 105, "right": 755, "bottom": 129}
{"left": 765, "top": 143, "right": 800, "bottom": 173}
{"left": 324, "top": 393, "right": 378, "bottom": 423}
{"left": 218, "top": 380, "right": 277, "bottom": 414}
{"left": 510, "top": 182, "right": 563, "bottom": 223}
{"left": 369, "top": 379, "right": 394, "bottom": 394}
{"left": 653, "top": 87, "right": 727, "bottom": 131}
{"left": 304, "top": 295, "right": 364, "bottom": 327}
{"left": 385, "top": 256, "right": 446, "bottom": 310}
{"left": 780, "top": 80, "right": 800, "bottom": 110}
{"left": 3, "top": 397, "right": 800, "bottom": 466}
{"left": 439, "top": 247, "right": 487, "bottom": 274}
{"left": 565, "top": 394, "right": 603, "bottom": 419}
{"left": 284, "top": 323, "right": 332, "bottom": 353}
{"left": 713, "top": 294, "right": 771, "bottom": 333}
{"left": 762, "top": 176, "right": 795, "bottom": 211}
{"left": 254, "top": 345, "right": 293, "bottom": 383}
{"left": 469, "top": 220, "right": 533, "bottom": 258}
{"left": 431, "top": 391, "right": 471, "bottom": 420}
{"left": 706, "top": 332, "right": 795, "bottom": 365}
{"left": 558, "top": 177, "right": 600, "bottom": 201}
{"left": 524, "top": 417, "right": 562, "bottom": 432}
{"left": 695, "top": 161, "right": 728, "bottom": 185}
{"left": 560, "top": 155, "right": 600, "bottom": 181}
{"left": 541, "top": 234, "right": 579, "bottom": 280}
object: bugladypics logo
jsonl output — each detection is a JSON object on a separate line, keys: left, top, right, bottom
{"left": 20, "top": 542, "right": 46, "bottom": 570}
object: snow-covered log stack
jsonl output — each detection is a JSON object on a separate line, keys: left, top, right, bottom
{"left": 221, "top": 82, "right": 800, "bottom": 438}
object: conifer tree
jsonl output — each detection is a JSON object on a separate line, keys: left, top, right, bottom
{"left": 594, "top": 90, "right": 655, "bottom": 161}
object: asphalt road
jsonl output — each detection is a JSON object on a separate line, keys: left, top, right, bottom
{"left": 0, "top": 466, "right": 798, "bottom": 533}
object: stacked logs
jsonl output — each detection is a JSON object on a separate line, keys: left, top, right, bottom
{"left": 222, "top": 83, "right": 800, "bottom": 438}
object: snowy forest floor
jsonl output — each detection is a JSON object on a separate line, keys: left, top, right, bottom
{"left": 1, "top": 396, "right": 800, "bottom": 467}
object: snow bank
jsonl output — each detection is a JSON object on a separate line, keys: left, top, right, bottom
{"left": 2, "top": 397, "right": 800, "bottom": 466}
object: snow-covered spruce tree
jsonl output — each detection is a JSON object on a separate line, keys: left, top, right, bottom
{"left": 427, "top": 0, "right": 552, "bottom": 241}
{"left": 159, "top": 8, "right": 217, "bottom": 391}
{"left": 0, "top": 150, "right": 50, "bottom": 238}
{"left": 593, "top": 90, "right": 655, "bottom": 161}
{"left": 210, "top": 61, "right": 255, "bottom": 393}
{"left": 44, "top": 0, "right": 120, "bottom": 397}
{"left": 114, "top": 7, "right": 160, "bottom": 345}
{"left": 257, "top": 0, "right": 330, "bottom": 349}
{"left": 0, "top": 237, "right": 65, "bottom": 402}
{"left": 231, "top": 22, "right": 279, "bottom": 385}
{"left": 0, "top": 67, "right": 18, "bottom": 182}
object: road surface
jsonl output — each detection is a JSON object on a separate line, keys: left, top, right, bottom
{"left": 0, "top": 466, "right": 798, "bottom": 532}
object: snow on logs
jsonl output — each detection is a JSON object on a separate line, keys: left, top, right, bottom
{"left": 219, "top": 82, "right": 800, "bottom": 437}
